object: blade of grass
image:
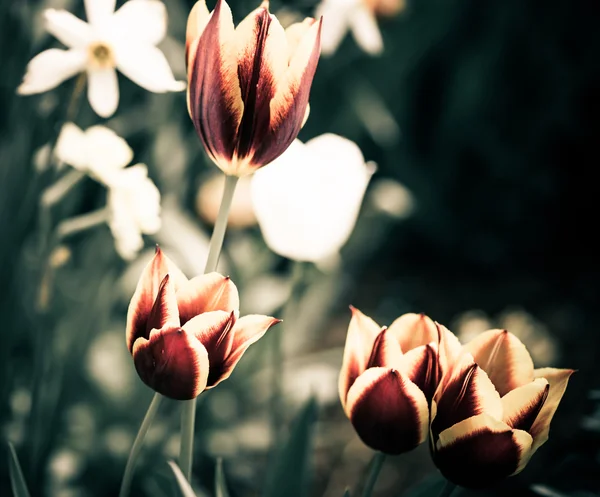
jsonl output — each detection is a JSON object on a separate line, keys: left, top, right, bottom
{"left": 7, "top": 442, "right": 31, "bottom": 497}
{"left": 215, "top": 458, "right": 230, "bottom": 497}
{"left": 168, "top": 461, "right": 197, "bottom": 497}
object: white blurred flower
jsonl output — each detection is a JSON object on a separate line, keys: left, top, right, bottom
{"left": 107, "top": 165, "right": 161, "bottom": 260}
{"left": 55, "top": 122, "right": 133, "bottom": 185}
{"left": 369, "top": 178, "right": 415, "bottom": 218}
{"left": 17, "top": 0, "right": 186, "bottom": 117}
{"left": 252, "top": 134, "right": 373, "bottom": 262}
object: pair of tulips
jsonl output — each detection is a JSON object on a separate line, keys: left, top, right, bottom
{"left": 339, "top": 308, "right": 573, "bottom": 488}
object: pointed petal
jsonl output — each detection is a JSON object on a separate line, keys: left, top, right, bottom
{"left": 87, "top": 68, "right": 119, "bottom": 118}
{"left": 348, "top": 5, "right": 383, "bottom": 55}
{"left": 115, "top": 44, "right": 186, "bottom": 93}
{"left": 433, "top": 323, "right": 465, "bottom": 396}
{"left": 17, "top": 49, "right": 85, "bottom": 95}
{"left": 111, "top": 0, "right": 167, "bottom": 46}
{"left": 316, "top": 0, "right": 352, "bottom": 56}
{"left": 529, "top": 368, "right": 574, "bottom": 453}
{"left": 285, "top": 18, "right": 317, "bottom": 60}
{"left": 132, "top": 326, "right": 209, "bottom": 400}
{"left": 206, "top": 314, "right": 280, "bottom": 388}
{"left": 186, "top": 0, "right": 211, "bottom": 67}
{"left": 187, "top": 0, "right": 243, "bottom": 174}
{"left": 366, "top": 327, "right": 402, "bottom": 369}
{"left": 434, "top": 413, "right": 533, "bottom": 488}
{"left": 126, "top": 247, "right": 187, "bottom": 352}
{"left": 82, "top": 125, "right": 134, "bottom": 182}
{"left": 176, "top": 272, "right": 239, "bottom": 326}
{"left": 387, "top": 312, "right": 438, "bottom": 353}
{"left": 55, "top": 122, "right": 87, "bottom": 170}
{"left": 146, "top": 275, "right": 180, "bottom": 334}
{"left": 403, "top": 343, "right": 438, "bottom": 402}
{"left": 501, "top": 378, "right": 549, "bottom": 432}
{"left": 182, "top": 310, "right": 236, "bottom": 386}
{"left": 84, "top": 0, "right": 116, "bottom": 28}
{"left": 431, "top": 360, "right": 502, "bottom": 438}
{"left": 338, "top": 307, "right": 381, "bottom": 409}
{"left": 465, "top": 329, "right": 534, "bottom": 396}
{"left": 346, "top": 367, "right": 429, "bottom": 454}
{"left": 44, "top": 9, "right": 93, "bottom": 48}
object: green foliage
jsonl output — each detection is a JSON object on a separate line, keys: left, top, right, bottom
{"left": 7, "top": 443, "right": 30, "bottom": 497}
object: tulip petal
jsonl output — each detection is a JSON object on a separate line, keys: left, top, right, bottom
{"left": 126, "top": 247, "right": 188, "bottom": 352}
{"left": 87, "top": 68, "right": 119, "bottom": 118}
{"left": 132, "top": 326, "right": 209, "bottom": 400}
{"left": 187, "top": 0, "right": 243, "bottom": 173}
{"left": 206, "top": 314, "right": 280, "bottom": 388}
{"left": 366, "top": 327, "right": 402, "bottom": 369}
{"left": 338, "top": 307, "right": 381, "bottom": 409}
{"left": 431, "top": 360, "right": 502, "bottom": 437}
{"left": 434, "top": 413, "right": 533, "bottom": 488}
{"left": 529, "top": 368, "right": 574, "bottom": 453}
{"left": 176, "top": 272, "right": 239, "bottom": 326}
{"left": 346, "top": 367, "right": 429, "bottom": 454}
{"left": 502, "top": 378, "right": 549, "bottom": 432}
{"left": 387, "top": 313, "right": 438, "bottom": 353}
{"left": 17, "top": 49, "right": 86, "bottom": 95}
{"left": 186, "top": 0, "right": 211, "bottom": 66}
{"left": 111, "top": 0, "right": 167, "bottom": 46}
{"left": 182, "top": 310, "right": 236, "bottom": 386}
{"left": 146, "top": 275, "right": 180, "bottom": 334}
{"left": 403, "top": 343, "right": 438, "bottom": 402}
{"left": 84, "top": 0, "right": 116, "bottom": 28}
{"left": 466, "top": 329, "right": 535, "bottom": 397}
{"left": 285, "top": 18, "right": 316, "bottom": 61}
{"left": 44, "top": 9, "right": 93, "bottom": 48}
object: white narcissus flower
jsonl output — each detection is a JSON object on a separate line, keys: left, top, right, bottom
{"left": 18, "top": 0, "right": 186, "bottom": 117}
{"left": 251, "top": 133, "right": 374, "bottom": 262}
{"left": 108, "top": 165, "right": 161, "bottom": 260}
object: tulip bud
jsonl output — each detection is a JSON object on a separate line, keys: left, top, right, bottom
{"left": 126, "top": 247, "right": 280, "bottom": 400}
{"left": 186, "top": 0, "right": 322, "bottom": 177}
{"left": 430, "top": 329, "right": 574, "bottom": 488}
{"left": 338, "top": 308, "right": 444, "bottom": 454}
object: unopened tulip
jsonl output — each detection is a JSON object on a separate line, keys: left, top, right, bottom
{"left": 430, "top": 329, "right": 574, "bottom": 488}
{"left": 186, "top": 0, "right": 322, "bottom": 176}
{"left": 127, "top": 247, "right": 280, "bottom": 400}
{"left": 339, "top": 308, "right": 446, "bottom": 454}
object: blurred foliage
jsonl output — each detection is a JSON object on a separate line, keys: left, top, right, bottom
{"left": 1, "top": 0, "right": 600, "bottom": 496}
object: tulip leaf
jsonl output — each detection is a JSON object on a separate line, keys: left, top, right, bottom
{"left": 7, "top": 442, "right": 31, "bottom": 497}
{"left": 215, "top": 458, "right": 230, "bottom": 497}
{"left": 168, "top": 461, "right": 197, "bottom": 497}
{"left": 263, "top": 397, "right": 318, "bottom": 497}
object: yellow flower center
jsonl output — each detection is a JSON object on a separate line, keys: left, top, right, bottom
{"left": 87, "top": 42, "right": 115, "bottom": 70}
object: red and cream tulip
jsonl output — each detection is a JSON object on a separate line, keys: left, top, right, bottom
{"left": 430, "top": 329, "right": 574, "bottom": 488}
{"left": 126, "top": 247, "right": 280, "bottom": 400}
{"left": 339, "top": 308, "right": 448, "bottom": 454}
{"left": 186, "top": 0, "right": 322, "bottom": 177}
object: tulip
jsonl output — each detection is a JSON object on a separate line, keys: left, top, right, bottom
{"left": 339, "top": 307, "right": 446, "bottom": 454}
{"left": 127, "top": 247, "right": 280, "bottom": 400}
{"left": 430, "top": 329, "right": 574, "bottom": 488}
{"left": 186, "top": 0, "right": 322, "bottom": 177}
{"left": 251, "top": 134, "right": 374, "bottom": 262}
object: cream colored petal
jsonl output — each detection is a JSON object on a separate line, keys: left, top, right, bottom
{"left": 87, "top": 68, "right": 119, "bottom": 118}
{"left": 84, "top": 125, "right": 133, "bottom": 180}
{"left": 111, "top": 0, "right": 167, "bottom": 46}
{"left": 285, "top": 18, "right": 316, "bottom": 61}
{"left": 501, "top": 378, "right": 549, "bottom": 431}
{"left": 348, "top": 4, "right": 383, "bottom": 55}
{"left": 54, "top": 122, "right": 87, "bottom": 170}
{"left": 44, "top": 9, "right": 93, "bottom": 48}
{"left": 186, "top": 0, "right": 211, "bottom": 66}
{"left": 465, "top": 329, "right": 534, "bottom": 396}
{"left": 434, "top": 323, "right": 465, "bottom": 393}
{"left": 366, "top": 327, "right": 403, "bottom": 369}
{"left": 387, "top": 312, "right": 438, "bottom": 353}
{"left": 316, "top": 0, "right": 353, "bottom": 56}
{"left": 529, "top": 368, "right": 574, "bottom": 453}
{"left": 17, "top": 49, "right": 86, "bottom": 95}
{"left": 84, "top": 0, "right": 116, "bottom": 28}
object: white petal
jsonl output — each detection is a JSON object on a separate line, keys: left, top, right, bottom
{"left": 84, "top": 0, "right": 116, "bottom": 29}
{"left": 84, "top": 126, "right": 133, "bottom": 183}
{"left": 55, "top": 122, "right": 87, "bottom": 170}
{"left": 17, "top": 49, "right": 86, "bottom": 95}
{"left": 87, "top": 68, "right": 119, "bottom": 117}
{"left": 252, "top": 134, "right": 372, "bottom": 262}
{"left": 316, "top": 0, "right": 355, "bottom": 56}
{"left": 110, "top": 0, "right": 167, "bottom": 46}
{"left": 348, "top": 4, "right": 383, "bottom": 55}
{"left": 115, "top": 44, "right": 186, "bottom": 93}
{"left": 44, "top": 9, "right": 93, "bottom": 48}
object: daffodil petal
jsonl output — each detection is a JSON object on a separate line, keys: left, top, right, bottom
{"left": 17, "top": 49, "right": 86, "bottom": 95}
{"left": 348, "top": 4, "right": 383, "bottom": 55}
{"left": 84, "top": 0, "right": 116, "bottom": 28}
{"left": 111, "top": 0, "right": 167, "bottom": 46}
{"left": 44, "top": 9, "right": 93, "bottom": 48}
{"left": 55, "top": 122, "right": 87, "bottom": 170}
{"left": 87, "top": 68, "right": 119, "bottom": 118}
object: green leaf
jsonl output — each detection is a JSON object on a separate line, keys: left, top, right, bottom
{"left": 263, "top": 397, "right": 318, "bottom": 497}
{"left": 215, "top": 458, "right": 230, "bottom": 497}
{"left": 343, "top": 488, "right": 352, "bottom": 497}
{"left": 168, "top": 461, "right": 197, "bottom": 497}
{"left": 7, "top": 442, "right": 31, "bottom": 497}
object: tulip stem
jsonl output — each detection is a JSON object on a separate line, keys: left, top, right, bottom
{"left": 438, "top": 481, "right": 457, "bottom": 497}
{"left": 361, "top": 452, "right": 386, "bottom": 497}
{"left": 179, "top": 173, "right": 239, "bottom": 481}
{"left": 118, "top": 393, "right": 163, "bottom": 497}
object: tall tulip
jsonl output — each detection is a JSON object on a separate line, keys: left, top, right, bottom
{"left": 339, "top": 308, "right": 447, "bottom": 454}
{"left": 186, "top": 0, "right": 322, "bottom": 177}
{"left": 127, "top": 247, "right": 280, "bottom": 400}
{"left": 430, "top": 329, "right": 574, "bottom": 488}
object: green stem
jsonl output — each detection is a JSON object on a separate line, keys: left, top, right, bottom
{"left": 179, "top": 174, "right": 239, "bottom": 480}
{"left": 438, "top": 480, "right": 457, "bottom": 497}
{"left": 118, "top": 393, "right": 163, "bottom": 497}
{"left": 361, "top": 452, "right": 386, "bottom": 497}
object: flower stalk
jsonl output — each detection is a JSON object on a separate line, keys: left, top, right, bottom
{"left": 179, "top": 174, "right": 239, "bottom": 480}
{"left": 361, "top": 452, "right": 386, "bottom": 497}
{"left": 438, "top": 481, "right": 457, "bottom": 497}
